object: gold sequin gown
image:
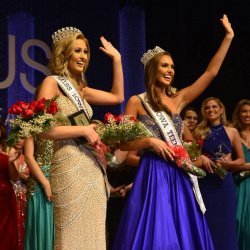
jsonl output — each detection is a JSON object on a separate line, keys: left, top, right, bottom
{"left": 51, "top": 96, "right": 107, "bottom": 250}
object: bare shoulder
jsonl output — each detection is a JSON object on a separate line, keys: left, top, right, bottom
{"left": 127, "top": 95, "right": 141, "bottom": 106}
{"left": 225, "top": 126, "right": 239, "bottom": 139}
{"left": 38, "top": 76, "right": 60, "bottom": 99}
{"left": 125, "top": 95, "right": 143, "bottom": 118}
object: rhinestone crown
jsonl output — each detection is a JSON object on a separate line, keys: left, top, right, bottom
{"left": 141, "top": 46, "right": 165, "bottom": 68}
{"left": 52, "top": 27, "right": 82, "bottom": 44}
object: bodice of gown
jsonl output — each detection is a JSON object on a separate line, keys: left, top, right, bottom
{"left": 0, "top": 152, "right": 11, "bottom": 184}
{"left": 242, "top": 143, "right": 250, "bottom": 162}
{"left": 138, "top": 113, "right": 183, "bottom": 141}
{"left": 53, "top": 96, "right": 93, "bottom": 151}
{"left": 202, "top": 123, "right": 232, "bottom": 162}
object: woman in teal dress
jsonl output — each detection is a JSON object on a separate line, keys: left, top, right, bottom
{"left": 23, "top": 137, "right": 55, "bottom": 250}
{"left": 232, "top": 99, "right": 250, "bottom": 250}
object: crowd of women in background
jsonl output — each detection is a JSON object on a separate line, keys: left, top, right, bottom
{"left": 0, "top": 13, "right": 250, "bottom": 250}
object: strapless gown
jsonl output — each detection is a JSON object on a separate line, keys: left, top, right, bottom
{"left": 113, "top": 114, "right": 214, "bottom": 250}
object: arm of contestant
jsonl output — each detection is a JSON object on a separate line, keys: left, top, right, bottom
{"left": 83, "top": 37, "right": 124, "bottom": 105}
{"left": 176, "top": 14, "right": 234, "bottom": 112}
{"left": 24, "top": 136, "right": 52, "bottom": 201}
{"left": 216, "top": 127, "right": 245, "bottom": 171}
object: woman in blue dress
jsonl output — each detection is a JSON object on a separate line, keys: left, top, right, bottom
{"left": 113, "top": 14, "right": 234, "bottom": 250}
{"left": 232, "top": 99, "right": 250, "bottom": 250}
{"left": 195, "top": 97, "right": 244, "bottom": 250}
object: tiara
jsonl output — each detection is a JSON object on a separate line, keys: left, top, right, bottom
{"left": 141, "top": 46, "right": 165, "bottom": 68}
{"left": 52, "top": 27, "right": 82, "bottom": 44}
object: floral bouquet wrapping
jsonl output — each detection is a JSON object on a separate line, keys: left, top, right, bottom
{"left": 167, "top": 142, "right": 206, "bottom": 177}
{"left": 7, "top": 97, "right": 59, "bottom": 150}
{"left": 95, "top": 112, "right": 153, "bottom": 145}
{"left": 183, "top": 139, "right": 204, "bottom": 161}
{"left": 202, "top": 153, "right": 228, "bottom": 179}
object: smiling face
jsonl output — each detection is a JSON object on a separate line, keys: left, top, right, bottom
{"left": 155, "top": 55, "right": 175, "bottom": 87}
{"left": 67, "top": 39, "right": 88, "bottom": 77}
{"left": 204, "top": 100, "right": 223, "bottom": 124}
{"left": 184, "top": 110, "right": 199, "bottom": 131}
{"left": 239, "top": 104, "right": 250, "bottom": 126}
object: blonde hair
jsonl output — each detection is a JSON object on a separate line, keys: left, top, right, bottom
{"left": 232, "top": 99, "right": 250, "bottom": 139}
{"left": 144, "top": 51, "right": 177, "bottom": 117}
{"left": 49, "top": 33, "right": 90, "bottom": 87}
{"left": 195, "top": 97, "right": 227, "bottom": 140}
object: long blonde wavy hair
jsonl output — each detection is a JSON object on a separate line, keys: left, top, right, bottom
{"left": 49, "top": 33, "right": 90, "bottom": 87}
{"left": 232, "top": 99, "right": 250, "bottom": 140}
{"left": 195, "top": 97, "right": 227, "bottom": 140}
{"left": 144, "top": 51, "right": 177, "bottom": 117}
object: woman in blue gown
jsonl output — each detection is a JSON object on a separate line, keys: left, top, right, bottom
{"left": 195, "top": 97, "right": 245, "bottom": 250}
{"left": 113, "top": 15, "right": 234, "bottom": 250}
{"left": 232, "top": 99, "right": 250, "bottom": 250}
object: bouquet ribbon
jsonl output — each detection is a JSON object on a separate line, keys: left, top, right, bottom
{"left": 92, "top": 141, "right": 111, "bottom": 168}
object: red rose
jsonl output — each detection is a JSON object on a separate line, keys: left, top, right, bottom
{"left": 46, "top": 100, "right": 59, "bottom": 114}
{"left": 28, "top": 101, "right": 36, "bottom": 111}
{"left": 196, "top": 138, "right": 204, "bottom": 148}
{"left": 129, "top": 116, "right": 138, "bottom": 123}
{"left": 21, "top": 108, "right": 34, "bottom": 118}
{"left": 8, "top": 105, "right": 22, "bottom": 115}
{"left": 116, "top": 114, "right": 125, "bottom": 124}
{"left": 103, "top": 112, "right": 116, "bottom": 124}
{"left": 202, "top": 153, "right": 210, "bottom": 159}
{"left": 34, "top": 98, "right": 46, "bottom": 113}
{"left": 15, "top": 101, "right": 28, "bottom": 110}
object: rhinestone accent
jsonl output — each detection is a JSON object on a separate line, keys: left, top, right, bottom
{"left": 141, "top": 46, "right": 165, "bottom": 68}
{"left": 52, "top": 27, "right": 82, "bottom": 44}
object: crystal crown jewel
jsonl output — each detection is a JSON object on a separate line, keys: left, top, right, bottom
{"left": 141, "top": 46, "right": 165, "bottom": 68}
{"left": 52, "top": 27, "right": 82, "bottom": 44}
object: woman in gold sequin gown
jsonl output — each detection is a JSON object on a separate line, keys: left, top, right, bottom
{"left": 37, "top": 28, "right": 124, "bottom": 249}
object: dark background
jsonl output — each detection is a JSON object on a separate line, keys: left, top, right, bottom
{"left": 0, "top": 0, "right": 249, "bottom": 122}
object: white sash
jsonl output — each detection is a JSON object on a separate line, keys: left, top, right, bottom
{"left": 138, "top": 92, "right": 206, "bottom": 214}
{"left": 51, "top": 75, "right": 90, "bottom": 120}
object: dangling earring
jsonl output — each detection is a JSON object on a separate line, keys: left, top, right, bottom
{"left": 220, "top": 113, "right": 223, "bottom": 121}
{"left": 63, "top": 68, "right": 69, "bottom": 79}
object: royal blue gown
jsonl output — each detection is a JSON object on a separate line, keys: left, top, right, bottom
{"left": 198, "top": 123, "right": 238, "bottom": 250}
{"left": 113, "top": 114, "right": 214, "bottom": 250}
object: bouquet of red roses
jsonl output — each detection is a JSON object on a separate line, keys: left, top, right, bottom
{"left": 167, "top": 141, "right": 206, "bottom": 177}
{"left": 95, "top": 112, "right": 153, "bottom": 146}
{"left": 183, "top": 139, "right": 204, "bottom": 161}
{"left": 7, "top": 97, "right": 59, "bottom": 150}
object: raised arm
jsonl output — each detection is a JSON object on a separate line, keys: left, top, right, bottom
{"left": 177, "top": 14, "right": 234, "bottom": 111}
{"left": 24, "top": 136, "right": 52, "bottom": 201}
{"left": 83, "top": 37, "right": 124, "bottom": 105}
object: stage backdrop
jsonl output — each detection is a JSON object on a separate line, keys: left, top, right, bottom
{"left": 0, "top": 0, "right": 249, "bottom": 124}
